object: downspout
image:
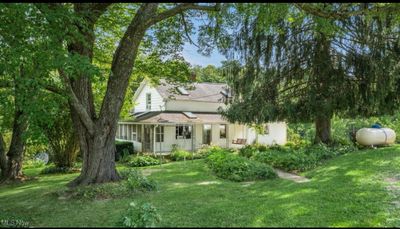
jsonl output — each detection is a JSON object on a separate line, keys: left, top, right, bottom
{"left": 153, "top": 125, "right": 156, "bottom": 157}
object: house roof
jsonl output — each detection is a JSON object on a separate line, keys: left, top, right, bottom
{"left": 132, "top": 111, "right": 229, "bottom": 124}
{"left": 155, "top": 79, "right": 229, "bottom": 103}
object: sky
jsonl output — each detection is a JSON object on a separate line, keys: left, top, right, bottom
{"left": 180, "top": 17, "right": 227, "bottom": 67}
{"left": 181, "top": 42, "right": 226, "bottom": 67}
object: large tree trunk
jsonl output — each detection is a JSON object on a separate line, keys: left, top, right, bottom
{"left": 0, "top": 134, "right": 7, "bottom": 177}
{"left": 66, "top": 4, "right": 157, "bottom": 187}
{"left": 60, "top": 3, "right": 218, "bottom": 187}
{"left": 0, "top": 109, "right": 28, "bottom": 182}
{"left": 68, "top": 125, "right": 119, "bottom": 186}
{"left": 314, "top": 115, "right": 332, "bottom": 145}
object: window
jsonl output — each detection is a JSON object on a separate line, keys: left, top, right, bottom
{"left": 203, "top": 124, "right": 212, "bottom": 144}
{"left": 156, "top": 126, "right": 164, "bottom": 142}
{"left": 176, "top": 125, "right": 192, "bottom": 139}
{"left": 131, "top": 125, "right": 137, "bottom": 141}
{"left": 219, "top": 124, "right": 226, "bottom": 139}
{"left": 146, "top": 93, "right": 151, "bottom": 110}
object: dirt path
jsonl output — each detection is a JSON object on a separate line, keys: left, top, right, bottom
{"left": 275, "top": 169, "right": 310, "bottom": 183}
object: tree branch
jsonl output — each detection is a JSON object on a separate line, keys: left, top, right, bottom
{"left": 148, "top": 3, "right": 220, "bottom": 26}
{"left": 295, "top": 3, "right": 400, "bottom": 20}
{"left": 180, "top": 12, "right": 200, "bottom": 48}
{"left": 59, "top": 70, "right": 95, "bottom": 136}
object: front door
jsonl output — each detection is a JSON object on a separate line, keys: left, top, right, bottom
{"left": 203, "top": 124, "right": 212, "bottom": 145}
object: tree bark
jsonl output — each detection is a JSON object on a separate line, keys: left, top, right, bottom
{"left": 0, "top": 134, "right": 7, "bottom": 176}
{"left": 314, "top": 115, "right": 332, "bottom": 145}
{"left": 59, "top": 3, "right": 219, "bottom": 187}
{"left": 0, "top": 109, "right": 28, "bottom": 182}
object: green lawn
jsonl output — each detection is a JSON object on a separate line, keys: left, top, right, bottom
{"left": 1, "top": 145, "right": 400, "bottom": 227}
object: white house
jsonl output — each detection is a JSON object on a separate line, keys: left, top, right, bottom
{"left": 116, "top": 78, "right": 287, "bottom": 153}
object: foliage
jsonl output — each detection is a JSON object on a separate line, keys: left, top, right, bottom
{"left": 23, "top": 159, "right": 45, "bottom": 169}
{"left": 238, "top": 144, "right": 267, "bottom": 158}
{"left": 214, "top": 4, "right": 400, "bottom": 144}
{"left": 288, "top": 114, "right": 400, "bottom": 146}
{"left": 120, "top": 169, "right": 158, "bottom": 192}
{"left": 39, "top": 107, "right": 79, "bottom": 168}
{"left": 121, "top": 202, "right": 161, "bottom": 228}
{"left": 191, "top": 64, "right": 225, "bottom": 83}
{"left": 127, "top": 156, "right": 161, "bottom": 167}
{"left": 205, "top": 148, "right": 277, "bottom": 182}
{"left": 40, "top": 165, "right": 80, "bottom": 175}
{"left": 170, "top": 149, "right": 192, "bottom": 161}
{"left": 116, "top": 142, "right": 135, "bottom": 161}
{"left": 251, "top": 143, "right": 357, "bottom": 172}
{"left": 58, "top": 169, "right": 157, "bottom": 200}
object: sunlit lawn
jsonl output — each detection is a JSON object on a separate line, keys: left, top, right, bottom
{"left": 1, "top": 145, "right": 400, "bottom": 227}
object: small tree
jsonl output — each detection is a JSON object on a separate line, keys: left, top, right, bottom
{"left": 41, "top": 109, "right": 79, "bottom": 168}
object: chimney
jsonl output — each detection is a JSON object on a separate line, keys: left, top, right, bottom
{"left": 190, "top": 71, "right": 197, "bottom": 82}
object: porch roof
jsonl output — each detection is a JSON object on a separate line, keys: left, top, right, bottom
{"left": 131, "top": 112, "right": 229, "bottom": 124}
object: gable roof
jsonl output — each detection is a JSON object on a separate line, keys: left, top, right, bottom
{"left": 155, "top": 79, "right": 229, "bottom": 103}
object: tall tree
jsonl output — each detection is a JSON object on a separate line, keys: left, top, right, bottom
{"left": 39, "top": 3, "right": 220, "bottom": 186}
{"left": 211, "top": 3, "right": 400, "bottom": 144}
{"left": 0, "top": 4, "right": 65, "bottom": 182}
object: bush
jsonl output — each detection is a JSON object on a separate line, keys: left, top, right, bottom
{"left": 121, "top": 202, "right": 161, "bottom": 228}
{"left": 205, "top": 149, "right": 277, "bottom": 182}
{"left": 253, "top": 149, "right": 317, "bottom": 173}
{"left": 127, "top": 156, "right": 160, "bottom": 167}
{"left": 250, "top": 143, "right": 358, "bottom": 173}
{"left": 40, "top": 165, "right": 80, "bottom": 175}
{"left": 116, "top": 141, "right": 135, "bottom": 161}
{"left": 120, "top": 169, "right": 158, "bottom": 192}
{"left": 170, "top": 149, "right": 192, "bottom": 161}
{"left": 24, "top": 159, "right": 45, "bottom": 169}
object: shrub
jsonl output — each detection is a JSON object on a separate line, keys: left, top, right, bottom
{"left": 205, "top": 149, "right": 277, "bottom": 182}
{"left": 127, "top": 156, "right": 160, "bottom": 167}
{"left": 251, "top": 143, "right": 358, "bottom": 173}
{"left": 121, "top": 202, "right": 161, "bottom": 228}
{"left": 120, "top": 169, "right": 158, "bottom": 192}
{"left": 170, "top": 150, "right": 192, "bottom": 161}
{"left": 253, "top": 150, "right": 317, "bottom": 173}
{"left": 238, "top": 145, "right": 256, "bottom": 158}
{"left": 116, "top": 141, "right": 135, "bottom": 161}
{"left": 24, "top": 159, "right": 45, "bottom": 169}
{"left": 40, "top": 165, "right": 80, "bottom": 175}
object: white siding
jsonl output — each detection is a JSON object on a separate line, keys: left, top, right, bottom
{"left": 165, "top": 100, "right": 225, "bottom": 112}
{"left": 257, "top": 122, "right": 287, "bottom": 145}
{"left": 134, "top": 84, "right": 165, "bottom": 113}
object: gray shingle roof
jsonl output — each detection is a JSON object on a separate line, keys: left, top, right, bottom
{"left": 134, "top": 111, "right": 228, "bottom": 124}
{"left": 155, "top": 79, "right": 229, "bottom": 103}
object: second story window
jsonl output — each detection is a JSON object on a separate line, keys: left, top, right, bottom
{"left": 146, "top": 93, "right": 151, "bottom": 110}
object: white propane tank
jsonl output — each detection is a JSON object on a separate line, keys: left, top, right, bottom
{"left": 356, "top": 128, "right": 396, "bottom": 146}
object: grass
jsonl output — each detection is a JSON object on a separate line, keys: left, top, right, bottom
{"left": 1, "top": 145, "right": 400, "bottom": 227}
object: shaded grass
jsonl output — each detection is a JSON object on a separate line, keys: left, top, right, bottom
{"left": 1, "top": 145, "right": 400, "bottom": 227}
